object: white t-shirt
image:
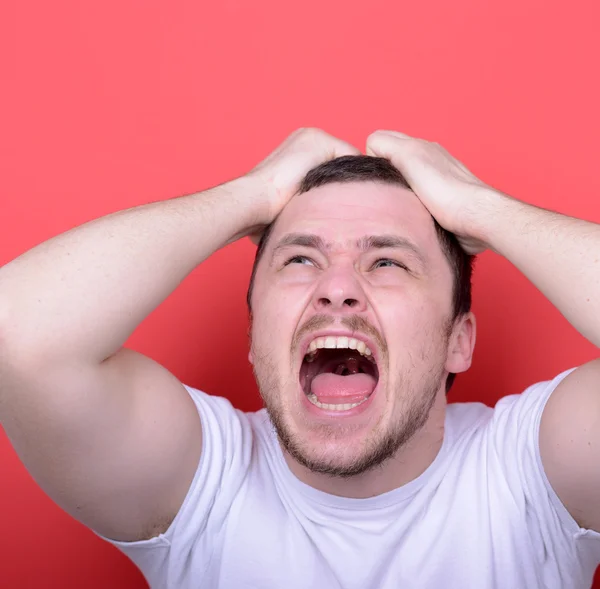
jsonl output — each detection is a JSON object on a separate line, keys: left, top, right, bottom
{"left": 98, "top": 367, "right": 600, "bottom": 588}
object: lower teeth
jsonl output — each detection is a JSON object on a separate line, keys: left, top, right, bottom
{"left": 307, "top": 393, "right": 368, "bottom": 411}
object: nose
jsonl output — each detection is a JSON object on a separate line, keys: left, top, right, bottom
{"left": 312, "top": 266, "right": 368, "bottom": 314}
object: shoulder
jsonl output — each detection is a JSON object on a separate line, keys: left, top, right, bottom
{"left": 446, "top": 368, "right": 577, "bottom": 436}
{"left": 181, "top": 383, "right": 262, "bottom": 455}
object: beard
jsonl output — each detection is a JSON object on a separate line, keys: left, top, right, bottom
{"left": 251, "top": 318, "right": 449, "bottom": 479}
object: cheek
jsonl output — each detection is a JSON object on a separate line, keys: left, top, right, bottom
{"left": 255, "top": 289, "right": 306, "bottom": 328}
{"left": 253, "top": 265, "right": 312, "bottom": 317}
{"left": 378, "top": 297, "right": 444, "bottom": 359}
{"left": 253, "top": 267, "right": 311, "bottom": 323}
{"left": 376, "top": 292, "right": 431, "bottom": 332}
{"left": 250, "top": 288, "right": 308, "bottom": 365}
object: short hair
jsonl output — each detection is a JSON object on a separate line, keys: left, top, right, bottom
{"left": 246, "top": 155, "right": 476, "bottom": 393}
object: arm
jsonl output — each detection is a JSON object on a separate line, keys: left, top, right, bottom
{"left": 367, "top": 130, "right": 600, "bottom": 531}
{"left": 0, "top": 128, "right": 359, "bottom": 541}
{"left": 1, "top": 176, "right": 263, "bottom": 367}
{"left": 475, "top": 196, "right": 600, "bottom": 532}
{"left": 473, "top": 196, "right": 600, "bottom": 349}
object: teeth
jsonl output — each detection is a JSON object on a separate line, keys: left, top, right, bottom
{"left": 324, "top": 337, "right": 336, "bottom": 349}
{"left": 304, "top": 336, "right": 374, "bottom": 359}
{"left": 336, "top": 336, "right": 349, "bottom": 349}
{"left": 307, "top": 393, "right": 368, "bottom": 411}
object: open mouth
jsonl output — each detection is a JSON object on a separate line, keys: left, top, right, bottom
{"left": 299, "top": 337, "right": 380, "bottom": 412}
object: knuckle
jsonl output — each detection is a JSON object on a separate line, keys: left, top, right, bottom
{"left": 291, "top": 127, "right": 318, "bottom": 146}
{"left": 305, "top": 127, "right": 326, "bottom": 141}
{"left": 415, "top": 140, "right": 430, "bottom": 155}
{"left": 290, "top": 127, "right": 307, "bottom": 139}
{"left": 366, "top": 131, "right": 378, "bottom": 144}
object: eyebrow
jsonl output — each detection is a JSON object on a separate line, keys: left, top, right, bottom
{"left": 271, "top": 232, "right": 428, "bottom": 267}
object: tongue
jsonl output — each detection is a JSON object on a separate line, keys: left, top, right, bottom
{"left": 311, "top": 372, "right": 377, "bottom": 404}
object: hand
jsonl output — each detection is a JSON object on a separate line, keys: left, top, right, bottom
{"left": 366, "top": 130, "right": 501, "bottom": 255}
{"left": 247, "top": 128, "right": 360, "bottom": 235}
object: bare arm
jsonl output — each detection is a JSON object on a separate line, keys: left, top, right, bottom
{"left": 0, "top": 176, "right": 262, "bottom": 542}
{"left": 0, "top": 177, "right": 261, "bottom": 366}
{"left": 367, "top": 130, "right": 600, "bottom": 532}
{"left": 0, "top": 128, "right": 360, "bottom": 541}
{"left": 466, "top": 195, "right": 600, "bottom": 532}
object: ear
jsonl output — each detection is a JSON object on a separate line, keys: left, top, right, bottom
{"left": 445, "top": 312, "right": 476, "bottom": 374}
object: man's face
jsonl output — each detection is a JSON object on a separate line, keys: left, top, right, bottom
{"left": 249, "top": 181, "right": 457, "bottom": 477}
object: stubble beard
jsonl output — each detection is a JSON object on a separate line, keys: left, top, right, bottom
{"left": 252, "top": 345, "right": 446, "bottom": 479}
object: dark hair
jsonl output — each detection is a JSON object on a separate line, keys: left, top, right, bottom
{"left": 246, "top": 155, "right": 476, "bottom": 393}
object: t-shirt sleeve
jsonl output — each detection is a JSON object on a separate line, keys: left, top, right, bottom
{"left": 490, "top": 367, "right": 600, "bottom": 579}
{"left": 93, "top": 385, "right": 253, "bottom": 588}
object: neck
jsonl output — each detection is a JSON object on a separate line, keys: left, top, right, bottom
{"left": 282, "top": 392, "right": 447, "bottom": 498}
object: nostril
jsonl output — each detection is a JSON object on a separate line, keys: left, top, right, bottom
{"left": 316, "top": 296, "right": 361, "bottom": 309}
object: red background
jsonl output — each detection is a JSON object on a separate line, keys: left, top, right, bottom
{"left": 1, "top": 0, "right": 599, "bottom": 586}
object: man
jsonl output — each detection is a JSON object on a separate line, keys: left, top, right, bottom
{"left": 1, "top": 128, "right": 599, "bottom": 588}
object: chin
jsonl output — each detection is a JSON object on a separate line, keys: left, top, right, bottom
{"left": 268, "top": 407, "right": 405, "bottom": 478}
{"left": 288, "top": 433, "right": 402, "bottom": 478}
{"left": 256, "top": 352, "right": 445, "bottom": 479}
{"left": 293, "top": 447, "right": 379, "bottom": 478}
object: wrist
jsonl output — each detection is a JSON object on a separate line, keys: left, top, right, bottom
{"left": 218, "top": 174, "right": 273, "bottom": 241}
{"left": 234, "top": 172, "right": 274, "bottom": 224}
{"left": 471, "top": 187, "right": 521, "bottom": 254}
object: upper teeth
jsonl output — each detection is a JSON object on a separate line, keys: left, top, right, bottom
{"left": 305, "top": 336, "right": 372, "bottom": 360}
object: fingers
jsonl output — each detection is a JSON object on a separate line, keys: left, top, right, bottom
{"left": 365, "top": 131, "right": 418, "bottom": 178}
{"left": 295, "top": 127, "right": 361, "bottom": 160}
{"left": 366, "top": 130, "right": 414, "bottom": 159}
{"left": 369, "top": 130, "right": 412, "bottom": 141}
{"left": 283, "top": 128, "right": 419, "bottom": 163}
{"left": 321, "top": 131, "right": 362, "bottom": 160}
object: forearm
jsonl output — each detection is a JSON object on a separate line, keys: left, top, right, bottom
{"left": 0, "top": 175, "right": 262, "bottom": 366}
{"left": 476, "top": 189, "right": 600, "bottom": 348}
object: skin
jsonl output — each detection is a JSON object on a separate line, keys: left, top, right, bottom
{"left": 249, "top": 181, "right": 475, "bottom": 498}
{"left": 0, "top": 128, "right": 363, "bottom": 541}
{"left": 367, "top": 130, "right": 600, "bottom": 532}
{"left": 4, "top": 126, "right": 600, "bottom": 542}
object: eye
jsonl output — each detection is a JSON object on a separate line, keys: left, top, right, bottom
{"left": 284, "top": 255, "right": 315, "bottom": 267}
{"left": 372, "top": 258, "right": 407, "bottom": 270}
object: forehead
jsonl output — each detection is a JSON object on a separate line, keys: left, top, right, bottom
{"left": 271, "top": 181, "right": 439, "bottom": 251}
